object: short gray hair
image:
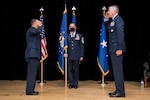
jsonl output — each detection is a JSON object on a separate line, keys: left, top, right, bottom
{"left": 109, "top": 5, "right": 119, "bottom": 13}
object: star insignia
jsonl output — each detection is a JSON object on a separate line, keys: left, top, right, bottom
{"left": 100, "top": 39, "right": 107, "bottom": 48}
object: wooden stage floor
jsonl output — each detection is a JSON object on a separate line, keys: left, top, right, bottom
{"left": 0, "top": 80, "right": 150, "bottom": 100}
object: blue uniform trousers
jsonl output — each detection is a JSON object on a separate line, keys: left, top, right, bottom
{"left": 26, "top": 58, "right": 40, "bottom": 93}
{"left": 110, "top": 53, "right": 125, "bottom": 94}
{"left": 68, "top": 60, "right": 79, "bottom": 86}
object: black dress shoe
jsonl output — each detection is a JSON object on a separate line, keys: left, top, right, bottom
{"left": 109, "top": 93, "right": 125, "bottom": 97}
{"left": 74, "top": 86, "right": 78, "bottom": 89}
{"left": 108, "top": 91, "right": 116, "bottom": 95}
{"left": 26, "top": 91, "right": 39, "bottom": 95}
{"left": 69, "top": 86, "right": 74, "bottom": 88}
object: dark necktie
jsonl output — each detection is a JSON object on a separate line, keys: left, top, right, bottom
{"left": 71, "top": 33, "right": 74, "bottom": 37}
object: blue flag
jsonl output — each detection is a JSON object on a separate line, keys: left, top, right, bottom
{"left": 57, "top": 5, "right": 68, "bottom": 75}
{"left": 72, "top": 10, "right": 76, "bottom": 25}
{"left": 97, "top": 16, "right": 109, "bottom": 76}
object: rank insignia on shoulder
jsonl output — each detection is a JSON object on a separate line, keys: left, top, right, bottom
{"left": 81, "top": 37, "right": 84, "bottom": 44}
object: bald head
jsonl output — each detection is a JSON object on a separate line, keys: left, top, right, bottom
{"left": 31, "top": 19, "right": 42, "bottom": 29}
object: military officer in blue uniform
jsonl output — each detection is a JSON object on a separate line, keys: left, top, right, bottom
{"left": 25, "top": 19, "right": 42, "bottom": 95}
{"left": 64, "top": 23, "right": 84, "bottom": 89}
{"left": 104, "top": 5, "right": 126, "bottom": 97}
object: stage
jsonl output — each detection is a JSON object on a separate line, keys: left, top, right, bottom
{"left": 0, "top": 80, "right": 150, "bottom": 100}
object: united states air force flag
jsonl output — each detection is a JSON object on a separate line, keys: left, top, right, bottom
{"left": 97, "top": 16, "right": 109, "bottom": 76}
{"left": 57, "top": 5, "right": 68, "bottom": 75}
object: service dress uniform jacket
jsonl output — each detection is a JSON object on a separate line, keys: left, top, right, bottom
{"left": 67, "top": 33, "right": 84, "bottom": 60}
{"left": 25, "top": 26, "right": 42, "bottom": 60}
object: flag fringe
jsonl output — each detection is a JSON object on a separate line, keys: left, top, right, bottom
{"left": 97, "top": 58, "right": 109, "bottom": 76}
{"left": 40, "top": 54, "right": 48, "bottom": 63}
{"left": 57, "top": 62, "right": 64, "bottom": 75}
{"left": 64, "top": 46, "right": 68, "bottom": 51}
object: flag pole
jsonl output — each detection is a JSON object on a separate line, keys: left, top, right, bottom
{"left": 99, "top": 6, "right": 108, "bottom": 86}
{"left": 40, "top": 62, "right": 44, "bottom": 85}
{"left": 72, "top": 5, "right": 76, "bottom": 25}
{"left": 64, "top": 49, "right": 68, "bottom": 88}
{"left": 39, "top": 7, "right": 46, "bottom": 85}
{"left": 64, "top": 1, "right": 68, "bottom": 88}
{"left": 72, "top": 6, "right": 76, "bottom": 13}
{"left": 102, "top": 6, "right": 106, "bottom": 86}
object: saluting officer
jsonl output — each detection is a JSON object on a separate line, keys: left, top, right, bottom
{"left": 64, "top": 23, "right": 84, "bottom": 89}
{"left": 104, "top": 5, "right": 126, "bottom": 97}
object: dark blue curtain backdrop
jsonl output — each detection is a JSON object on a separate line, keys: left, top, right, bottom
{"left": 2, "top": 0, "right": 147, "bottom": 82}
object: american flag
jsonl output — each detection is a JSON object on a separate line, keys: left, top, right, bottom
{"left": 40, "top": 15, "right": 48, "bottom": 62}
